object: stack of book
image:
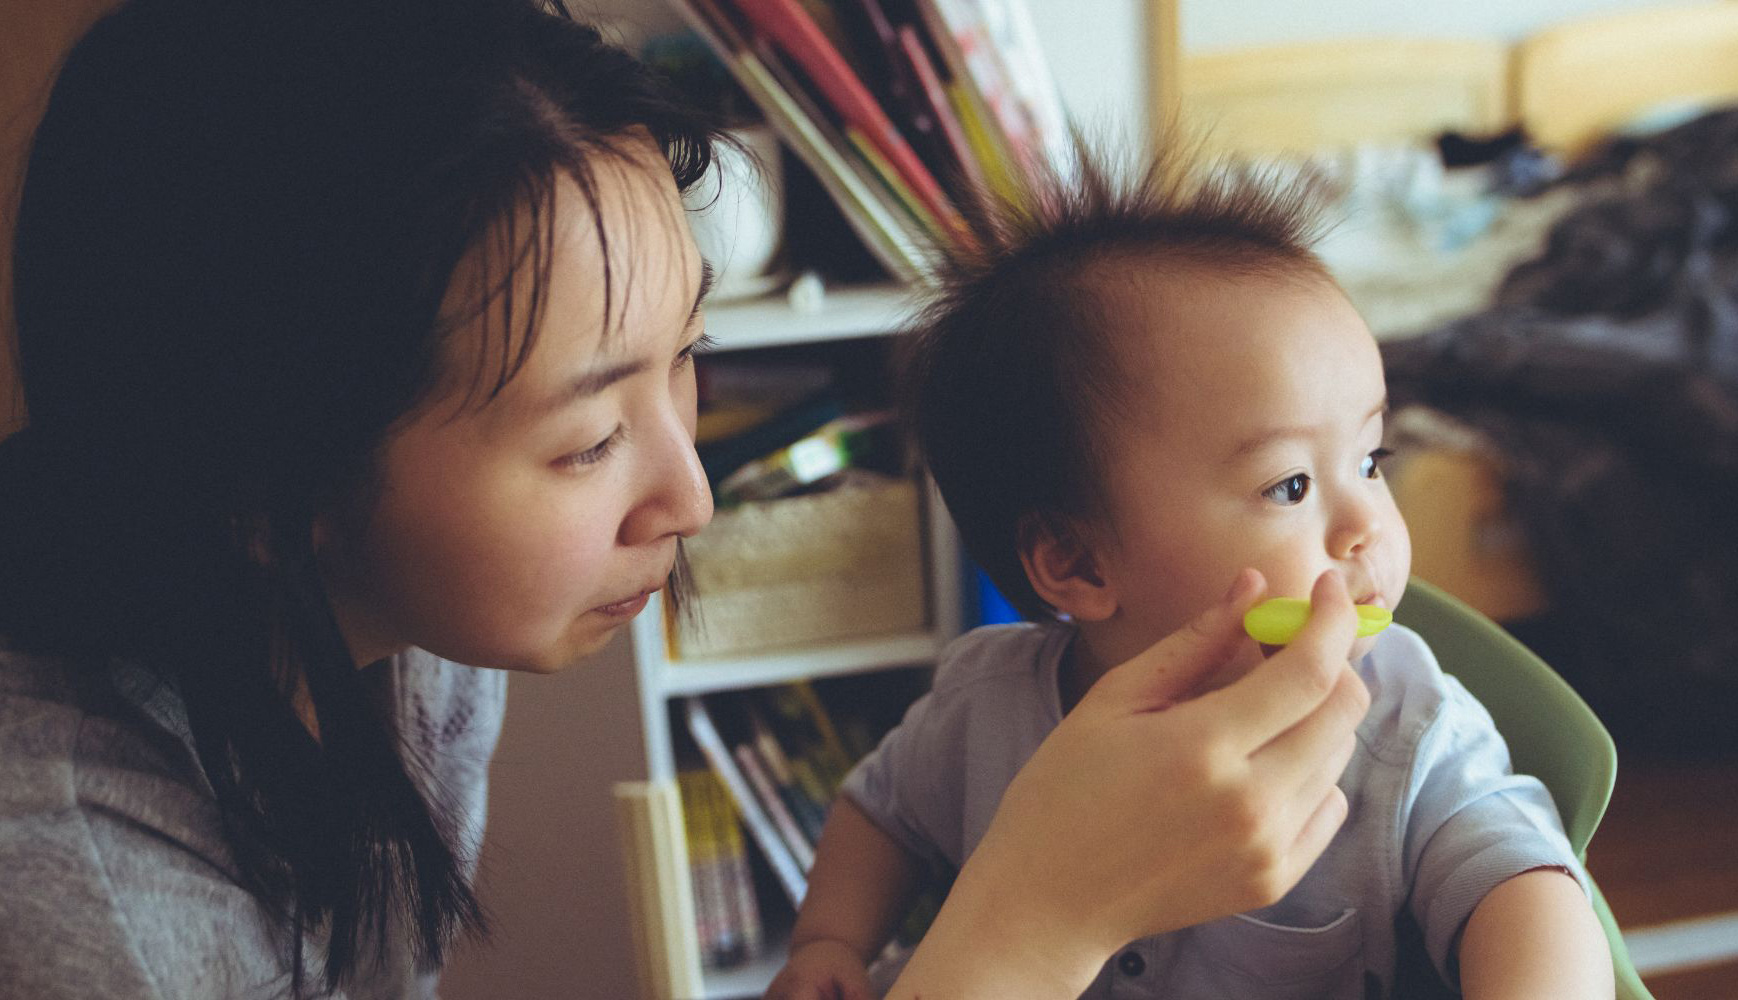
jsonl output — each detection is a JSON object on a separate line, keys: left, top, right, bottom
{"left": 676, "top": 766, "right": 765, "bottom": 968}
{"left": 682, "top": 681, "right": 859, "bottom": 912}
{"left": 666, "top": 0, "right": 1073, "bottom": 283}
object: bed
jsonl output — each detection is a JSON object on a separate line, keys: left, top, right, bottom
{"left": 1150, "top": 2, "right": 1738, "bottom": 758}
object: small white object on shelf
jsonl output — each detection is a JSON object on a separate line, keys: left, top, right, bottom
{"left": 785, "top": 270, "right": 826, "bottom": 313}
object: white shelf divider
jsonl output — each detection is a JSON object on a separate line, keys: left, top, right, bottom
{"left": 704, "top": 282, "right": 920, "bottom": 352}
{"left": 658, "top": 630, "right": 941, "bottom": 698}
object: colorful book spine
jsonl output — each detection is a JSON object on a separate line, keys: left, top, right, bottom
{"left": 669, "top": 0, "right": 933, "bottom": 282}
{"left": 683, "top": 696, "right": 808, "bottom": 905}
{"left": 784, "top": 679, "right": 859, "bottom": 768}
{"left": 707, "top": 768, "right": 764, "bottom": 958}
{"left": 746, "top": 702, "right": 830, "bottom": 842}
{"left": 896, "top": 23, "right": 989, "bottom": 203}
{"left": 677, "top": 769, "right": 731, "bottom": 965}
{"left": 847, "top": 127, "right": 946, "bottom": 241}
{"left": 915, "top": 0, "right": 1038, "bottom": 189}
{"left": 728, "top": 0, "right": 969, "bottom": 241}
{"left": 734, "top": 742, "right": 816, "bottom": 870}
{"left": 947, "top": 76, "right": 1020, "bottom": 207}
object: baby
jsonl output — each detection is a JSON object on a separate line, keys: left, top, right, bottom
{"left": 765, "top": 151, "right": 1614, "bottom": 999}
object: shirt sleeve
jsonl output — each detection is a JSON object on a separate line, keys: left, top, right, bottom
{"left": 1, "top": 727, "right": 307, "bottom": 1000}
{"left": 1400, "top": 673, "right": 1590, "bottom": 987}
{"left": 839, "top": 684, "right": 967, "bottom": 875}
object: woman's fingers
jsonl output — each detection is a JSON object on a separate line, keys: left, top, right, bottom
{"left": 1195, "top": 569, "right": 1364, "bottom": 753}
{"left": 1089, "top": 568, "right": 1268, "bottom": 713}
{"left": 1252, "top": 660, "right": 1366, "bottom": 789}
{"left": 1285, "top": 783, "right": 1351, "bottom": 879}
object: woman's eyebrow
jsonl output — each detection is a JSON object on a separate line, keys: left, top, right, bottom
{"left": 535, "top": 263, "right": 716, "bottom": 415}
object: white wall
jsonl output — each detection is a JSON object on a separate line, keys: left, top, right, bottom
{"left": 1182, "top": 0, "right": 1714, "bottom": 51}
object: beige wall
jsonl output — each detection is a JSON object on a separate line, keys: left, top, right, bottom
{"left": 0, "top": 0, "right": 122, "bottom": 439}
{"left": 441, "top": 633, "right": 650, "bottom": 1000}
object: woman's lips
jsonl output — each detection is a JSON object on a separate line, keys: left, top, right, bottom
{"left": 594, "top": 590, "right": 653, "bottom": 619}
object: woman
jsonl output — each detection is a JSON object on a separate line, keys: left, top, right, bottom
{"left": 0, "top": 1, "right": 1370, "bottom": 997}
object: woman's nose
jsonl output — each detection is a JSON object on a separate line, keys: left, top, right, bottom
{"left": 620, "top": 409, "right": 714, "bottom": 548}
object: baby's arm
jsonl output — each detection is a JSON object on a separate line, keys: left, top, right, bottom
{"left": 765, "top": 795, "right": 925, "bottom": 1000}
{"left": 1457, "top": 867, "right": 1613, "bottom": 999}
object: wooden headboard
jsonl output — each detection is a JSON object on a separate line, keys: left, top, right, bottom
{"left": 1515, "top": 3, "right": 1738, "bottom": 154}
{"left": 1175, "top": 38, "right": 1511, "bottom": 157}
{"left": 1154, "top": 2, "right": 1738, "bottom": 159}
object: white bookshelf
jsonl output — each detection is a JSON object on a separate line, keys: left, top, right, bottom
{"left": 614, "top": 283, "right": 965, "bottom": 1000}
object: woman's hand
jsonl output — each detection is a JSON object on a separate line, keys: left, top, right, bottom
{"left": 887, "top": 568, "right": 1371, "bottom": 999}
{"left": 764, "top": 938, "right": 877, "bottom": 1000}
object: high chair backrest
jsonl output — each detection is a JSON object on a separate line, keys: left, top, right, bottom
{"left": 1393, "top": 576, "right": 1613, "bottom": 855}
{"left": 1393, "top": 576, "right": 1653, "bottom": 1000}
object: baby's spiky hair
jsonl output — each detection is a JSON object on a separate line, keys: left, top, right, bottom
{"left": 903, "top": 140, "right": 1334, "bottom": 620}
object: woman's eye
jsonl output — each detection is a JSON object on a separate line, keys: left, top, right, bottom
{"left": 1361, "top": 447, "right": 1393, "bottom": 479}
{"left": 674, "top": 331, "right": 716, "bottom": 372}
{"left": 1263, "top": 474, "right": 1310, "bottom": 505}
{"left": 558, "top": 428, "right": 620, "bottom": 470}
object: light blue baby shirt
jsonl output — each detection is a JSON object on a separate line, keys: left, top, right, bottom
{"left": 842, "top": 622, "right": 1587, "bottom": 999}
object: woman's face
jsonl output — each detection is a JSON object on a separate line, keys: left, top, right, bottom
{"left": 319, "top": 142, "right": 714, "bottom": 672}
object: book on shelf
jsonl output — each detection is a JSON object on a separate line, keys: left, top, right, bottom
{"left": 677, "top": 766, "right": 765, "bottom": 967}
{"left": 696, "top": 390, "right": 844, "bottom": 493}
{"left": 664, "top": 0, "right": 1072, "bottom": 283}
{"left": 694, "top": 690, "right": 835, "bottom": 870}
{"left": 683, "top": 694, "right": 809, "bottom": 906}
{"left": 758, "top": 680, "right": 858, "bottom": 786}
{"left": 677, "top": 769, "right": 738, "bottom": 966}
{"left": 743, "top": 697, "right": 830, "bottom": 842}
{"left": 924, "top": 0, "right": 1070, "bottom": 175}
{"left": 831, "top": 0, "right": 961, "bottom": 190}
{"left": 730, "top": 0, "right": 966, "bottom": 239}
{"left": 732, "top": 742, "right": 816, "bottom": 869}
{"left": 894, "top": 22, "right": 988, "bottom": 206}
{"left": 679, "top": 681, "right": 882, "bottom": 899}
{"left": 670, "top": 0, "right": 934, "bottom": 283}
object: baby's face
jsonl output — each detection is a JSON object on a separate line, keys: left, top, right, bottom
{"left": 1087, "top": 271, "right": 1411, "bottom": 667}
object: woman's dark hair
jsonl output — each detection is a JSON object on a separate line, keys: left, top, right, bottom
{"left": 0, "top": 0, "right": 718, "bottom": 992}
{"left": 903, "top": 145, "right": 1331, "bottom": 620}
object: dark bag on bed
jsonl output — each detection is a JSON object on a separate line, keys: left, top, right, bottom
{"left": 1382, "top": 109, "right": 1738, "bottom": 756}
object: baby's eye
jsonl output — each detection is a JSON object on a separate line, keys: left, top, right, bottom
{"left": 1263, "top": 473, "right": 1310, "bottom": 506}
{"left": 1360, "top": 447, "right": 1393, "bottom": 480}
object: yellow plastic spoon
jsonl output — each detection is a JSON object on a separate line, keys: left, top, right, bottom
{"left": 1243, "top": 597, "right": 1393, "bottom": 646}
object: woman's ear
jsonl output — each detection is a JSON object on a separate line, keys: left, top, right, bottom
{"left": 1019, "top": 515, "right": 1120, "bottom": 622}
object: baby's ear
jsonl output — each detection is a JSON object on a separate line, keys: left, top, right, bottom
{"left": 1018, "top": 515, "right": 1119, "bottom": 622}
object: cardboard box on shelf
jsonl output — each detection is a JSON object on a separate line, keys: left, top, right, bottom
{"left": 673, "top": 472, "right": 926, "bottom": 658}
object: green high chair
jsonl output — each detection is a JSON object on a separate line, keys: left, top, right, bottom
{"left": 1393, "top": 576, "right": 1653, "bottom": 1000}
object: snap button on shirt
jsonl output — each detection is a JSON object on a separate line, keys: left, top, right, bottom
{"left": 1117, "top": 951, "right": 1145, "bottom": 977}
